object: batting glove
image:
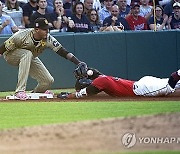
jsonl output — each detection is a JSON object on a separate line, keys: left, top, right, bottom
{"left": 57, "top": 92, "right": 71, "bottom": 99}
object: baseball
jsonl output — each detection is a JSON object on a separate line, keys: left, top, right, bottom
{"left": 87, "top": 70, "right": 93, "bottom": 76}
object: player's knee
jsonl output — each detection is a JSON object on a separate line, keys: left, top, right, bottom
{"left": 25, "top": 50, "right": 33, "bottom": 56}
{"left": 46, "top": 76, "right": 54, "bottom": 86}
{"left": 39, "top": 76, "right": 54, "bottom": 88}
{"left": 22, "top": 50, "right": 33, "bottom": 59}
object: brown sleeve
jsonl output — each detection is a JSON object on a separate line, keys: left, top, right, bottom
{"left": 56, "top": 47, "right": 80, "bottom": 65}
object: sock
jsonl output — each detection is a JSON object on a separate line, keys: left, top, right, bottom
{"left": 168, "top": 71, "right": 180, "bottom": 89}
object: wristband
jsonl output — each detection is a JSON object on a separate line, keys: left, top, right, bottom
{"left": 75, "top": 88, "right": 87, "bottom": 98}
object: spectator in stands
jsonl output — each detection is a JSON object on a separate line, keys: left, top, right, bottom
{"left": 148, "top": 5, "right": 167, "bottom": 30}
{"left": 84, "top": 0, "right": 94, "bottom": 15}
{"left": 163, "top": 0, "right": 180, "bottom": 20}
{"left": 167, "top": 2, "right": 180, "bottom": 29}
{"left": 80, "top": 0, "right": 102, "bottom": 10}
{"left": 158, "top": 0, "right": 171, "bottom": 7}
{"left": 18, "top": 0, "right": 28, "bottom": 8}
{"left": 22, "top": 0, "right": 37, "bottom": 28}
{"left": 29, "top": 0, "right": 53, "bottom": 28}
{"left": 117, "top": 0, "right": 130, "bottom": 18}
{"left": 87, "top": 8, "right": 101, "bottom": 31}
{"left": 126, "top": 0, "right": 131, "bottom": 6}
{"left": 93, "top": 0, "right": 102, "bottom": 10}
{"left": 99, "top": 0, "right": 113, "bottom": 24}
{"left": 0, "top": 0, "right": 5, "bottom": 4}
{"left": 139, "top": 0, "right": 153, "bottom": 20}
{"left": 126, "top": 3, "right": 148, "bottom": 30}
{"left": 50, "top": 0, "right": 73, "bottom": 31}
{"left": 46, "top": 0, "right": 54, "bottom": 13}
{"left": 3, "top": 0, "right": 25, "bottom": 29}
{"left": 67, "top": 1, "right": 91, "bottom": 32}
{"left": 63, "top": 0, "right": 72, "bottom": 9}
{"left": 100, "top": 4, "right": 130, "bottom": 31}
{"left": 0, "top": 1, "right": 18, "bottom": 34}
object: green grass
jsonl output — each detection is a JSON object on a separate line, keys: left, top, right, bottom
{"left": 88, "top": 151, "right": 180, "bottom": 154}
{"left": 121, "top": 152, "right": 180, "bottom": 154}
{"left": 0, "top": 101, "right": 179, "bottom": 129}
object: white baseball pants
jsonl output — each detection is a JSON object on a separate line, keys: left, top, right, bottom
{"left": 133, "top": 76, "right": 175, "bottom": 96}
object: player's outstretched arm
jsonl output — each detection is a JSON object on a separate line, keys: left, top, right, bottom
{"left": 57, "top": 85, "right": 101, "bottom": 99}
{"left": 56, "top": 47, "right": 84, "bottom": 65}
{"left": 56, "top": 47, "right": 88, "bottom": 78}
{"left": 57, "top": 92, "right": 76, "bottom": 99}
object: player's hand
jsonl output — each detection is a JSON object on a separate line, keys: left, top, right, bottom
{"left": 57, "top": 92, "right": 71, "bottom": 99}
{"left": 74, "top": 62, "right": 88, "bottom": 79}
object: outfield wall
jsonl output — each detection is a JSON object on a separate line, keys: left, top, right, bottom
{"left": 0, "top": 30, "right": 179, "bottom": 91}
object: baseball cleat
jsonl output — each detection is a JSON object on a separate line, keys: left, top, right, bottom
{"left": 44, "top": 90, "right": 54, "bottom": 96}
{"left": 15, "top": 91, "right": 29, "bottom": 100}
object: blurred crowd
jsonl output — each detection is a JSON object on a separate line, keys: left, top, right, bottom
{"left": 0, "top": 0, "right": 179, "bottom": 34}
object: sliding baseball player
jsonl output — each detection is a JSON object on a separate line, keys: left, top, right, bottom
{"left": 57, "top": 64, "right": 180, "bottom": 99}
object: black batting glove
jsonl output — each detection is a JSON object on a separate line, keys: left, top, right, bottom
{"left": 57, "top": 92, "right": 71, "bottom": 99}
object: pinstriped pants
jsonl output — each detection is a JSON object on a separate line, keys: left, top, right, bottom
{"left": 3, "top": 49, "right": 54, "bottom": 93}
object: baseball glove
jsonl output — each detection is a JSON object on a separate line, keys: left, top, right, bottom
{"left": 75, "top": 78, "right": 92, "bottom": 91}
{"left": 74, "top": 62, "right": 88, "bottom": 79}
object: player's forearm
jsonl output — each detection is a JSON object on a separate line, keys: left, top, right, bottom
{"left": 67, "top": 88, "right": 89, "bottom": 99}
{"left": 67, "top": 54, "right": 80, "bottom": 65}
{"left": 57, "top": 47, "right": 80, "bottom": 65}
{"left": 74, "top": 86, "right": 101, "bottom": 98}
{"left": 57, "top": 89, "right": 88, "bottom": 99}
{"left": 67, "top": 92, "right": 88, "bottom": 99}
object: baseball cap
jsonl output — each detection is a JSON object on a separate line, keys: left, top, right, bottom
{"left": 131, "top": 2, "right": 140, "bottom": 9}
{"left": 173, "top": 2, "right": 180, "bottom": 8}
{"left": 34, "top": 18, "right": 50, "bottom": 30}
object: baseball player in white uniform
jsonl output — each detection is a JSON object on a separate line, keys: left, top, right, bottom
{"left": 0, "top": 18, "right": 87, "bottom": 100}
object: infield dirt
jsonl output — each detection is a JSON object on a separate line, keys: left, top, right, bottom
{"left": 0, "top": 93, "right": 180, "bottom": 154}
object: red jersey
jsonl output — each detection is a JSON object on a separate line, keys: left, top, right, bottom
{"left": 92, "top": 75, "right": 136, "bottom": 96}
{"left": 126, "top": 15, "right": 147, "bottom": 30}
